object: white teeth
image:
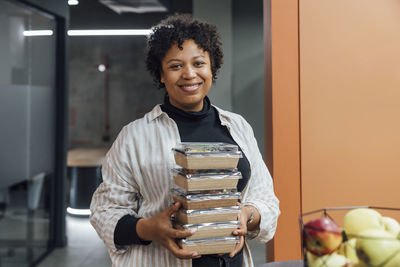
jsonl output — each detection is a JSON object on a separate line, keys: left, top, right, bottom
{"left": 181, "top": 84, "right": 200, "bottom": 90}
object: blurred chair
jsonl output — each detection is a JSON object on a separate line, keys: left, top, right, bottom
{"left": 258, "top": 260, "right": 303, "bottom": 267}
{"left": 27, "top": 172, "right": 46, "bottom": 261}
{"left": 0, "top": 189, "right": 9, "bottom": 220}
{"left": 0, "top": 172, "right": 47, "bottom": 265}
{"left": 28, "top": 172, "right": 46, "bottom": 211}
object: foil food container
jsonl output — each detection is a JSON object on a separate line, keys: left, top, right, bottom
{"left": 171, "top": 188, "right": 241, "bottom": 210}
{"left": 180, "top": 236, "right": 240, "bottom": 255}
{"left": 173, "top": 168, "right": 242, "bottom": 191}
{"left": 174, "top": 221, "right": 240, "bottom": 240}
{"left": 172, "top": 143, "right": 242, "bottom": 169}
{"left": 175, "top": 206, "right": 241, "bottom": 224}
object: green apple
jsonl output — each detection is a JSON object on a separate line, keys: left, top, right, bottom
{"left": 385, "top": 251, "right": 400, "bottom": 267}
{"left": 306, "top": 251, "right": 318, "bottom": 266}
{"left": 355, "top": 228, "right": 400, "bottom": 267}
{"left": 382, "top": 216, "right": 400, "bottom": 238}
{"left": 338, "top": 238, "right": 358, "bottom": 263}
{"left": 344, "top": 208, "right": 385, "bottom": 237}
{"left": 308, "top": 252, "right": 349, "bottom": 267}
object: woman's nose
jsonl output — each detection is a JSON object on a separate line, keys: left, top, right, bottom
{"left": 182, "top": 66, "right": 196, "bottom": 79}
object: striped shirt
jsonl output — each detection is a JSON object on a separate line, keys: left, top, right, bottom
{"left": 90, "top": 104, "right": 280, "bottom": 267}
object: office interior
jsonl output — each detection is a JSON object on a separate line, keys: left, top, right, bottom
{"left": 2, "top": 0, "right": 400, "bottom": 266}
{"left": 1, "top": 0, "right": 270, "bottom": 266}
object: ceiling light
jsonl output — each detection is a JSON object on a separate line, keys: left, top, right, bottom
{"left": 67, "top": 29, "right": 151, "bottom": 36}
{"left": 99, "top": 0, "right": 169, "bottom": 14}
{"left": 98, "top": 64, "right": 106, "bottom": 72}
{"left": 68, "top": 0, "right": 79, "bottom": 5}
{"left": 23, "top": 30, "right": 53, "bottom": 36}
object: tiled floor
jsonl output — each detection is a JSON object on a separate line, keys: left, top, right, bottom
{"left": 37, "top": 215, "right": 267, "bottom": 267}
{"left": 37, "top": 215, "right": 111, "bottom": 267}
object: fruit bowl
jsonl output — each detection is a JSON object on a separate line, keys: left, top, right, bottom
{"left": 299, "top": 206, "right": 400, "bottom": 267}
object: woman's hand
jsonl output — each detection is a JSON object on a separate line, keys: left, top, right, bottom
{"left": 229, "top": 207, "right": 248, "bottom": 258}
{"left": 230, "top": 205, "right": 260, "bottom": 258}
{"left": 136, "top": 202, "right": 200, "bottom": 259}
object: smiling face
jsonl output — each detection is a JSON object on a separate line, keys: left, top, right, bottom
{"left": 160, "top": 39, "right": 213, "bottom": 112}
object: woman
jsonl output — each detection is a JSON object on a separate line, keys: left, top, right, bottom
{"left": 90, "top": 14, "right": 280, "bottom": 267}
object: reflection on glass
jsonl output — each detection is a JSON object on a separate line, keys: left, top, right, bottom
{"left": 0, "top": 0, "right": 56, "bottom": 265}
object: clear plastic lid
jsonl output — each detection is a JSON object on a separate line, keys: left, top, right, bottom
{"left": 181, "top": 206, "right": 241, "bottom": 215}
{"left": 180, "top": 221, "right": 240, "bottom": 230}
{"left": 171, "top": 188, "right": 241, "bottom": 201}
{"left": 172, "top": 168, "right": 242, "bottom": 179}
{"left": 181, "top": 236, "right": 239, "bottom": 244}
{"left": 173, "top": 142, "right": 242, "bottom": 156}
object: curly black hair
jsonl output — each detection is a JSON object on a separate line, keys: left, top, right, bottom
{"left": 145, "top": 14, "right": 223, "bottom": 89}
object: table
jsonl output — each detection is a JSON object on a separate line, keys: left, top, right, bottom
{"left": 258, "top": 260, "right": 303, "bottom": 267}
{"left": 67, "top": 148, "right": 108, "bottom": 213}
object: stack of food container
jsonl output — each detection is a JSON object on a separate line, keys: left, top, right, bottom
{"left": 171, "top": 142, "right": 243, "bottom": 255}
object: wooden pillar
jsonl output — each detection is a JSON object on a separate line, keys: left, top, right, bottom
{"left": 264, "top": 0, "right": 302, "bottom": 261}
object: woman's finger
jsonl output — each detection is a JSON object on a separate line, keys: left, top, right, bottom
{"left": 233, "top": 206, "right": 248, "bottom": 236}
{"left": 233, "top": 216, "right": 247, "bottom": 236}
{"left": 167, "top": 227, "right": 195, "bottom": 239}
{"left": 233, "top": 228, "right": 247, "bottom": 236}
{"left": 229, "top": 235, "right": 244, "bottom": 258}
{"left": 167, "top": 239, "right": 200, "bottom": 259}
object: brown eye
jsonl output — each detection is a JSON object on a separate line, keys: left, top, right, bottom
{"left": 169, "top": 64, "right": 182, "bottom": 70}
{"left": 194, "top": 61, "right": 205, "bottom": 67}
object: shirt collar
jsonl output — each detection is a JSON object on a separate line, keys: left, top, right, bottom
{"left": 147, "top": 102, "right": 233, "bottom": 126}
{"left": 213, "top": 105, "right": 232, "bottom": 126}
{"left": 147, "top": 104, "right": 165, "bottom": 122}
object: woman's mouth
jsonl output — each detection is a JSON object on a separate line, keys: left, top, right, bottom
{"left": 179, "top": 83, "right": 202, "bottom": 92}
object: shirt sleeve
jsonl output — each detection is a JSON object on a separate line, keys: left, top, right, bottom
{"left": 114, "top": 215, "right": 151, "bottom": 246}
{"left": 240, "top": 119, "right": 280, "bottom": 243}
{"left": 89, "top": 126, "right": 144, "bottom": 254}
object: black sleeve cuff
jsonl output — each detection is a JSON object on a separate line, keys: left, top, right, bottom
{"left": 114, "top": 214, "right": 152, "bottom": 246}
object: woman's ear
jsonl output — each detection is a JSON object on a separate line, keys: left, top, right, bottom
{"left": 160, "top": 70, "right": 165, "bottom": 84}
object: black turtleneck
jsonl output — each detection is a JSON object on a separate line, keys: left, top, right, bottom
{"left": 160, "top": 95, "right": 250, "bottom": 192}
{"left": 114, "top": 96, "right": 250, "bottom": 247}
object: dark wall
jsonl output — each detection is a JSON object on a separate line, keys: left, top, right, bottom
{"left": 68, "top": 35, "right": 165, "bottom": 147}
{"left": 70, "top": 0, "right": 191, "bottom": 29}
{"left": 232, "top": 0, "right": 265, "bottom": 157}
{"left": 18, "top": 0, "right": 69, "bottom": 18}
{"left": 67, "top": 1, "right": 192, "bottom": 147}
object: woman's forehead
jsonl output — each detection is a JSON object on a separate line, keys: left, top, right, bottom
{"left": 163, "top": 39, "right": 209, "bottom": 60}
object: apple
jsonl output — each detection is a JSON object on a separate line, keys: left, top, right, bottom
{"left": 306, "top": 251, "right": 350, "bottom": 267}
{"left": 308, "top": 252, "right": 349, "bottom": 267}
{"left": 338, "top": 238, "right": 358, "bottom": 263}
{"left": 382, "top": 216, "right": 400, "bottom": 238}
{"left": 306, "top": 251, "right": 318, "bottom": 266}
{"left": 343, "top": 208, "right": 385, "bottom": 237}
{"left": 355, "top": 228, "right": 400, "bottom": 267}
{"left": 385, "top": 251, "right": 400, "bottom": 267}
{"left": 304, "top": 217, "right": 343, "bottom": 255}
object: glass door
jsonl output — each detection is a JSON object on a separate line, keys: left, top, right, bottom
{"left": 0, "top": 1, "right": 56, "bottom": 265}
